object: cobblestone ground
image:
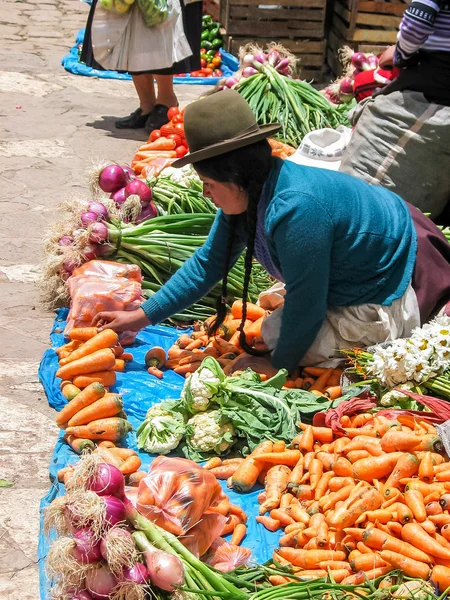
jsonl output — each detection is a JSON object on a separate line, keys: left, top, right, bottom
{"left": 0, "top": 2, "right": 203, "bottom": 597}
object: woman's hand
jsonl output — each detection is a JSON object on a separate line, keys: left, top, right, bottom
{"left": 92, "top": 308, "right": 150, "bottom": 333}
{"left": 227, "top": 353, "right": 278, "bottom": 378}
{"left": 379, "top": 45, "right": 396, "bottom": 68}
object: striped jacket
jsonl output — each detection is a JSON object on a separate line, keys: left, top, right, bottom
{"left": 395, "top": 0, "right": 450, "bottom": 66}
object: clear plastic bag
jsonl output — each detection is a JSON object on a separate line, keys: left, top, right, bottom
{"left": 203, "top": 538, "right": 252, "bottom": 572}
{"left": 180, "top": 511, "right": 227, "bottom": 557}
{"left": 136, "top": 456, "right": 224, "bottom": 536}
{"left": 64, "top": 260, "right": 143, "bottom": 344}
{"left": 99, "top": 0, "right": 135, "bottom": 15}
{"left": 137, "top": 0, "right": 169, "bottom": 26}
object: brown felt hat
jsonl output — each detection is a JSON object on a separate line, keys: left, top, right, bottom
{"left": 173, "top": 89, "right": 281, "bottom": 168}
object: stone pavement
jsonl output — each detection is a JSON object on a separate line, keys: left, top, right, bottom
{"left": 0, "top": 2, "right": 203, "bottom": 597}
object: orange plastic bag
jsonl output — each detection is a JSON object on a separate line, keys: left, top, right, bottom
{"left": 203, "top": 538, "right": 252, "bottom": 572}
{"left": 64, "top": 260, "right": 143, "bottom": 344}
{"left": 180, "top": 511, "right": 228, "bottom": 557}
{"left": 137, "top": 456, "right": 224, "bottom": 536}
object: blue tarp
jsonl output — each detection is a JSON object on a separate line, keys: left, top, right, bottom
{"left": 62, "top": 29, "right": 239, "bottom": 85}
{"left": 38, "top": 309, "right": 279, "bottom": 599}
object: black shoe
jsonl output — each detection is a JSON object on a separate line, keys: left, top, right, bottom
{"left": 115, "top": 108, "right": 151, "bottom": 129}
{"left": 145, "top": 104, "right": 170, "bottom": 133}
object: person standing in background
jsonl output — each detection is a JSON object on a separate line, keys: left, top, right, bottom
{"left": 81, "top": 0, "right": 202, "bottom": 132}
{"left": 339, "top": 0, "right": 450, "bottom": 223}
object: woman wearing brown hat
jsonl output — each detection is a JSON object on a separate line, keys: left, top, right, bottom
{"left": 93, "top": 90, "right": 450, "bottom": 372}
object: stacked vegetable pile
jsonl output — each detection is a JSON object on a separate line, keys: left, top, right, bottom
{"left": 343, "top": 315, "right": 450, "bottom": 403}
{"left": 191, "top": 14, "right": 224, "bottom": 78}
{"left": 220, "top": 43, "right": 352, "bottom": 147}
{"left": 137, "top": 356, "right": 341, "bottom": 461}
{"left": 201, "top": 409, "right": 450, "bottom": 593}
{"left": 40, "top": 165, "right": 272, "bottom": 321}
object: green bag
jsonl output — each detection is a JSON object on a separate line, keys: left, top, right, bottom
{"left": 137, "top": 0, "right": 170, "bottom": 26}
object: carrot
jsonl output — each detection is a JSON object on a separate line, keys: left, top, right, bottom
{"left": 314, "top": 471, "right": 335, "bottom": 500}
{"left": 67, "top": 393, "right": 123, "bottom": 427}
{"left": 379, "top": 550, "right": 430, "bottom": 579}
{"left": 60, "top": 329, "right": 119, "bottom": 365}
{"left": 328, "top": 368, "right": 344, "bottom": 387}
{"left": 333, "top": 457, "right": 353, "bottom": 477}
{"left": 310, "top": 368, "right": 334, "bottom": 392}
{"left": 174, "top": 362, "right": 202, "bottom": 375}
{"left": 204, "top": 457, "right": 222, "bottom": 470}
{"left": 384, "top": 453, "right": 420, "bottom": 490}
{"left": 280, "top": 493, "right": 295, "bottom": 509}
{"left": 65, "top": 417, "right": 132, "bottom": 442}
{"left": 315, "top": 452, "right": 337, "bottom": 472}
{"left": 229, "top": 523, "right": 246, "bottom": 546}
{"left": 95, "top": 445, "right": 124, "bottom": 469}
{"left": 342, "top": 567, "right": 393, "bottom": 585}
{"left": 355, "top": 509, "right": 395, "bottom": 525}
{"left": 260, "top": 465, "right": 291, "bottom": 514}
{"left": 269, "top": 509, "right": 294, "bottom": 527}
{"left": 232, "top": 440, "right": 273, "bottom": 493}
{"left": 318, "top": 560, "right": 351, "bottom": 571}
{"left": 430, "top": 514, "right": 450, "bottom": 527}
{"left": 352, "top": 453, "right": 403, "bottom": 482}
{"left": 351, "top": 553, "right": 389, "bottom": 572}
{"left": 61, "top": 382, "right": 81, "bottom": 402}
{"left": 210, "top": 464, "right": 241, "bottom": 479}
{"left": 56, "top": 341, "right": 82, "bottom": 356}
{"left": 322, "top": 485, "right": 354, "bottom": 513}
{"left": 113, "top": 359, "right": 126, "bottom": 372}
{"left": 244, "top": 315, "right": 265, "bottom": 346}
{"left": 148, "top": 366, "right": 164, "bottom": 379}
{"left": 346, "top": 450, "right": 371, "bottom": 463}
{"left": 402, "top": 522, "right": 450, "bottom": 559}
{"left": 56, "top": 382, "right": 106, "bottom": 427}
{"left": 272, "top": 441, "right": 286, "bottom": 453}
{"left": 286, "top": 504, "right": 310, "bottom": 524}
{"left": 380, "top": 430, "right": 424, "bottom": 453}
{"left": 432, "top": 565, "right": 450, "bottom": 593}
{"left": 328, "top": 487, "right": 383, "bottom": 530}
{"left": 419, "top": 451, "right": 435, "bottom": 482}
{"left": 231, "top": 300, "right": 265, "bottom": 321}
{"left": 127, "top": 471, "right": 147, "bottom": 487}
{"left": 256, "top": 516, "right": 280, "bottom": 532}
{"left": 298, "top": 424, "right": 334, "bottom": 444}
{"left": 302, "top": 377, "right": 316, "bottom": 391}
{"left": 63, "top": 434, "right": 95, "bottom": 454}
{"left": 404, "top": 488, "right": 427, "bottom": 522}
{"left": 389, "top": 502, "right": 413, "bottom": 525}
{"left": 109, "top": 448, "right": 137, "bottom": 460}
{"left": 279, "top": 530, "right": 303, "bottom": 547}
{"left": 303, "top": 367, "right": 330, "bottom": 377}
{"left": 256, "top": 450, "right": 301, "bottom": 467}
{"left": 297, "top": 569, "right": 349, "bottom": 583}
{"left": 72, "top": 371, "right": 117, "bottom": 389}
{"left": 308, "top": 459, "right": 323, "bottom": 491}
{"left": 275, "top": 548, "right": 346, "bottom": 569}
{"left": 68, "top": 327, "right": 99, "bottom": 341}
{"left": 328, "top": 477, "right": 354, "bottom": 492}
{"left": 56, "top": 348, "right": 116, "bottom": 381}
{"left": 139, "top": 138, "right": 176, "bottom": 151}
{"left": 297, "top": 426, "right": 314, "bottom": 453}
{"left": 324, "top": 386, "right": 342, "bottom": 400}
{"left": 119, "top": 455, "right": 141, "bottom": 475}
{"left": 121, "top": 353, "right": 134, "bottom": 362}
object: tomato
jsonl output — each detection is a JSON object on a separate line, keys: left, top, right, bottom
{"left": 200, "top": 48, "right": 206, "bottom": 54}
{"left": 167, "top": 133, "right": 182, "bottom": 147}
{"left": 214, "top": 69, "right": 223, "bottom": 77}
{"left": 172, "top": 113, "right": 184, "bottom": 124}
{"left": 149, "top": 129, "right": 161, "bottom": 142}
{"left": 200, "top": 58, "right": 207, "bottom": 68}
{"left": 206, "top": 63, "right": 215, "bottom": 70}
{"left": 167, "top": 107, "right": 180, "bottom": 120}
{"left": 212, "top": 57, "right": 221, "bottom": 67}
{"left": 214, "top": 51, "right": 221, "bottom": 58}
{"left": 160, "top": 123, "right": 175, "bottom": 137}
{"left": 202, "top": 67, "right": 213, "bottom": 76}
{"left": 173, "top": 122, "right": 185, "bottom": 136}
{"left": 175, "top": 145, "right": 188, "bottom": 158}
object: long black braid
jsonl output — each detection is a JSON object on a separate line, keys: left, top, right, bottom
{"left": 195, "top": 139, "right": 273, "bottom": 355}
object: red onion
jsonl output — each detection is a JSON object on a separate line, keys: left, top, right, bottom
{"left": 144, "top": 546, "right": 184, "bottom": 591}
{"left": 89, "top": 222, "right": 108, "bottom": 243}
{"left": 99, "top": 527, "right": 136, "bottom": 568}
{"left": 122, "top": 563, "right": 149, "bottom": 584}
{"left": 81, "top": 211, "right": 99, "bottom": 227}
{"left": 111, "top": 187, "right": 127, "bottom": 206}
{"left": 59, "top": 235, "right": 74, "bottom": 246}
{"left": 275, "top": 58, "right": 290, "bottom": 73}
{"left": 121, "top": 165, "right": 135, "bottom": 181}
{"left": 72, "top": 528, "right": 102, "bottom": 564}
{"left": 88, "top": 202, "right": 108, "bottom": 221}
{"left": 242, "top": 53, "right": 254, "bottom": 67}
{"left": 254, "top": 52, "right": 267, "bottom": 64}
{"left": 70, "top": 592, "right": 94, "bottom": 600}
{"left": 73, "top": 228, "right": 86, "bottom": 240}
{"left": 366, "top": 54, "right": 379, "bottom": 70}
{"left": 242, "top": 67, "right": 257, "bottom": 78}
{"left": 87, "top": 462, "right": 125, "bottom": 498}
{"left": 124, "top": 179, "right": 152, "bottom": 204}
{"left": 135, "top": 202, "right": 157, "bottom": 224}
{"left": 351, "top": 51, "right": 368, "bottom": 70}
{"left": 80, "top": 244, "right": 98, "bottom": 261}
{"left": 339, "top": 76, "right": 354, "bottom": 96}
{"left": 99, "top": 165, "right": 128, "bottom": 194}
{"left": 86, "top": 564, "right": 117, "bottom": 599}
{"left": 94, "top": 243, "right": 111, "bottom": 258}
{"left": 102, "top": 495, "right": 125, "bottom": 527}
{"left": 267, "top": 50, "right": 280, "bottom": 66}
{"left": 225, "top": 76, "right": 238, "bottom": 88}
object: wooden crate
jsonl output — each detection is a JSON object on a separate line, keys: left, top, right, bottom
{"left": 220, "top": 0, "right": 327, "bottom": 40}
{"left": 327, "top": 26, "right": 390, "bottom": 74}
{"left": 226, "top": 35, "right": 327, "bottom": 81}
{"left": 332, "top": 0, "right": 407, "bottom": 45}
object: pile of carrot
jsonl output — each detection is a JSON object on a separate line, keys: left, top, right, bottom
{"left": 55, "top": 327, "right": 133, "bottom": 390}
{"left": 206, "top": 413, "right": 450, "bottom": 592}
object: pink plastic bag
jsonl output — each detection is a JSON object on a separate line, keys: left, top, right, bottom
{"left": 203, "top": 538, "right": 252, "bottom": 572}
{"left": 136, "top": 456, "right": 224, "bottom": 536}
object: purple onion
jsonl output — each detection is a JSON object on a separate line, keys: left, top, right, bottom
{"left": 339, "top": 76, "right": 354, "bottom": 96}
{"left": 94, "top": 243, "right": 111, "bottom": 258}
{"left": 59, "top": 235, "right": 74, "bottom": 246}
{"left": 124, "top": 179, "right": 152, "bottom": 204}
{"left": 89, "top": 222, "right": 108, "bottom": 243}
{"left": 80, "top": 244, "right": 98, "bottom": 261}
{"left": 121, "top": 165, "right": 136, "bottom": 181}
{"left": 110, "top": 187, "right": 127, "bottom": 206}
{"left": 242, "top": 67, "right": 257, "bottom": 78}
{"left": 81, "top": 211, "right": 99, "bottom": 227}
{"left": 242, "top": 53, "right": 254, "bottom": 67}
{"left": 71, "top": 528, "right": 102, "bottom": 564}
{"left": 98, "top": 165, "right": 128, "bottom": 194}
{"left": 71, "top": 592, "right": 94, "bottom": 600}
{"left": 254, "top": 52, "right": 267, "bottom": 64}
{"left": 135, "top": 201, "right": 157, "bottom": 224}
{"left": 351, "top": 52, "right": 368, "bottom": 70}
{"left": 86, "top": 564, "right": 117, "bottom": 600}
{"left": 62, "top": 259, "right": 77, "bottom": 279}
{"left": 267, "top": 50, "right": 280, "bottom": 67}
{"left": 88, "top": 201, "right": 109, "bottom": 221}
{"left": 275, "top": 58, "right": 290, "bottom": 73}
{"left": 122, "top": 563, "right": 149, "bottom": 584}
{"left": 88, "top": 462, "right": 125, "bottom": 498}
{"left": 366, "top": 54, "right": 379, "bottom": 70}
{"left": 225, "top": 76, "right": 238, "bottom": 88}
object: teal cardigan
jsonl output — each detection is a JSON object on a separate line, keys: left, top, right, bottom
{"left": 142, "top": 159, "right": 417, "bottom": 372}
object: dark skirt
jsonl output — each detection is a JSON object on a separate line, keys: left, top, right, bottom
{"left": 80, "top": 0, "right": 201, "bottom": 75}
{"left": 409, "top": 202, "right": 450, "bottom": 322}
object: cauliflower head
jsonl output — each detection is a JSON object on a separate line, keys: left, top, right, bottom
{"left": 186, "top": 410, "right": 235, "bottom": 454}
{"left": 380, "top": 381, "right": 415, "bottom": 407}
{"left": 181, "top": 357, "right": 224, "bottom": 413}
{"left": 136, "top": 402, "right": 185, "bottom": 455}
